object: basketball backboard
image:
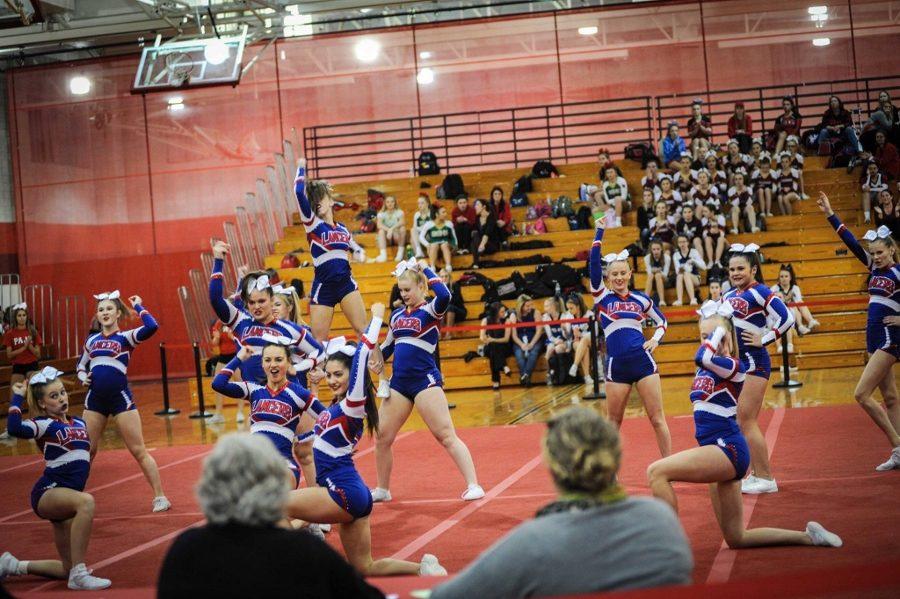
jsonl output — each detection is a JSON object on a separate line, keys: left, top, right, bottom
{"left": 132, "top": 31, "right": 246, "bottom": 94}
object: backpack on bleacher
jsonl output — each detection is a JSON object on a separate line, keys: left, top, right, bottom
{"left": 439, "top": 174, "right": 466, "bottom": 199}
{"left": 495, "top": 271, "right": 526, "bottom": 300}
{"left": 366, "top": 189, "right": 385, "bottom": 211}
{"left": 537, "top": 262, "right": 583, "bottom": 294}
{"left": 553, "top": 195, "right": 575, "bottom": 218}
{"left": 511, "top": 174, "right": 533, "bottom": 207}
{"left": 532, "top": 160, "right": 557, "bottom": 179}
{"left": 417, "top": 151, "right": 440, "bottom": 176}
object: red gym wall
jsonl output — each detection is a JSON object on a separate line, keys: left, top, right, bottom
{"left": 6, "top": 0, "right": 898, "bottom": 375}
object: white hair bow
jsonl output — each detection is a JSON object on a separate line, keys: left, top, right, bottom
{"left": 271, "top": 284, "right": 295, "bottom": 296}
{"left": 604, "top": 249, "right": 629, "bottom": 264}
{"left": 248, "top": 275, "right": 271, "bottom": 292}
{"left": 729, "top": 243, "right": 759, "bottom": 254}
{"left": 696, "top": 300, "right": 734, "bottom": 320}
{"left": 93, "top": 290, "right": 120, "bottom": 301}
{"left": 727, "top": 138, "right": 739, "bottom": 147}
{"left": 393, "top": 257, "right": 419, "bottom": 278}
{"left": 30, "top": 366, "right": 63, "bottom": 385}
{"left": 295, "top": 335, "right": 357, "bottom": 372}
{"left": 863, "top": 226, "right": 892, "bottom": 241}
{"left": 12, "top": 302, "right": 26, "bottom": 311}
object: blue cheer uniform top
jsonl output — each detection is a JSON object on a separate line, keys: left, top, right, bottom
{"left": 723, "top": 280, "right": 793, "bottom": 379}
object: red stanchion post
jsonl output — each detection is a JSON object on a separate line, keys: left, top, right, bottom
{"left": 154, "top": 342, "right": 180, "bottom": 416}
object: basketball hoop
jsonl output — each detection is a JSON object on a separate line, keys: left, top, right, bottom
{"left": 165, "top": 51, "right": 194, "bottom": 86}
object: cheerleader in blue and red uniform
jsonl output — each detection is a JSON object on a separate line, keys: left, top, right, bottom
{"left": 723, "top": 245, "right": 794, "bottom": 494}
{"left": 647, "top": 301, "right": 843, "bottom": 550}
{"left": 0, "top": 369, "right": 111, "bottom": 590}
{"left": 589, "top": 219, "right": 672, "bottom": 457}
{"left": 819, "top": 192, "right": 900, "bottom": 470}
{"left": 370, "top": 258, "right": 483, "bottom": 502}
{"left": 285, "top": 303, "right": 447, "bottom": 577}
{"left": 76, "top": 291, "right": 170, "bottom": 512}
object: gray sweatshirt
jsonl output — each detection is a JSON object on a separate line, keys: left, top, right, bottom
{"left": 430, "top": 496, "right": 693, "bottom": 599}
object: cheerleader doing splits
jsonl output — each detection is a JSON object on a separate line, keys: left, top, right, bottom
{"left": 647, "top": 302, "right": 843, "bottom": 549}
{"left": 77, "top": 292, "right": 170, "bottom": 512}
{"left": 371, "top": 259, "right": 483, "bottom": 502}
{"left": 0, "top": 370, "right": 111, "bottom": 590}
{"left": 285, "top": 304, "right": 447, "bottom": 577}
{"left": 819, "top": 192, "right": 900, "bottom": 470}
{"left": 589, "top": 219, "right": 672, "bottom": 457}
{"left": 723, "top": 245, "right": 794, "bottom": 494}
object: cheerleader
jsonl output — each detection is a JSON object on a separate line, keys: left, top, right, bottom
{"left": 748, "top": 138, "right": 771, "bottom": 171}
{"left": 775, "top": 153, "right": 800, "bottom": 216}
{"left": 702, "top": 212, "right": 729, "bottom": 268}
{"left": 209, "top": 241, "right": 323, "bottom": 385}
{"left": 818, "top": 193, "right": 900, "bottom": 470}
{"left": 293, "top": 159, "right": 374, "bottom": 347}
{"left": 728, "top": 172, "right": 759, "bottom": 234}
{"left": 643, "top": 240, "right": 672, "bottom": 306}
{"left": 285, "top": 304, "right": 448, "bottom": 577}
{"left": 641, "top": 159, "right": 662, "bottom": 195}
{"left": 751, "top": 157, "right": 777, "bottom": 218}
{"left": 689, "top": 170, "right": 719, "bottom": 216}
{"left": 0, "top": 370, "right": 111, "bottom": 590}
{"left": 785, "top": 135, "right": 808, "bottom": 199}
{"left": 861, "top": 161, "right": 888, "bottom": 224}
{"left": 723, "top": 245, "right": 794, "bottom": 494}
{"left": 649, "top": 201, "right": 677, "bottom": 252}
{"left": 672, "top": 234, "right": 706, "bottom": 306}
{"left": 589, "top": 219, "right": 672, "bottom": 456}
{"left": 77, "top": 292, "right": 169, "bottom": 512}
{"left": 703, "top": 152, "right": 728, "bottom": 197}
{"left": 655, "top": 175, "right": 684, "bottom": 217}
{"left": 647, "top": 302, "right": 843, "bottom": 549}
{"left": 724, "top": 139, "right": 751, "bottom": 187}
{"left": 3, "top": 303, "right": 41, "bottom": 387}
{"left": 211, "top": 343, "right": 318, "bottom": 487}
{"left": 564, "top": 294, "right": 593, "bottom": 385}
{"left": 371, "top": 260, "right": 483, "bottom": 502}
{"left": 543, "top": 296, "right": 571, "bottom": 384}
{"left": 673, "top": 153, "right": 696, "bottom": 196}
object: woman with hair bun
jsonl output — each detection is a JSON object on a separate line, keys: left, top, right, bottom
{"left": 429, "top": 407, "right": 692, "bottom": 599}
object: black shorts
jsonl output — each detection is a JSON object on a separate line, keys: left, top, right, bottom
{"left": 12, "top": 361, "right": 39, "bottom": 377}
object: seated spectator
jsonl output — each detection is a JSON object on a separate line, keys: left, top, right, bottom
{"left": 481, "top": 302, "right": 513, "bottom": 391}
{"left": 489, "top": 186, "right": 513, "bottom": 247}
{"left": 410, "top": 193, "right": 434, "bottom": 258}
{"left": 564, "top": 294, "right": 594, "bottom": 385}
{"left": 874, "top": 189, "right": 900, "bottom": 239}
{"left": 429, "top": 407, "right": 693, "bottom": 599}
{"left": 818, "top": 95, "right": 862, "bottom": 170}
{"left": 707, "top": 279, "right": 724, "bottom": 302}
{"left": 770, "top": 96, "right": 802, "bottom": 155}
{"left": 703, "top": 151, "right": 728, "bottom": 196}
{"left": 660, "top": 122, "right": 687, "bottom": 170}
{"left": 861, "top": 161, "right": 889, "bottom": 224}
{"left": 157, "top": 434, "right": 383, "bottom": 599}
{"left": 676, "top": 204, "right": 704, "bottom": 256}
{"left": 637, "top": 189, "right": 655, "bottom": 246}
{"left": 470, "top": 199, "right": 500, "bottom": 269}
{"left": 419, "top": 206, "right": 457, "bottom": 272}
{"left": 601, "top": 166, "right": 630, "bottom": 225}
{"left": 747, "top": 138, "right": 771, "bottom": 171}
{"left": 655, "top": 175, "right": 683, "bottom": 216}
{"left": 641, "top": 159, "right": 662, "bottom": 195}
{"left": 728, "top": 172, "right": 759, "bottom": 233}
{"left": 686, "top": 99, "right": 713, "bottom": 162}
{"left": 374, "top": 195, "right": 406, "bottom": 263}
{"left": 643, "top": 239, "right": 672, "bottom": 306}
{"left": 672, "top": 234, "right": 705, "bottom": 306}
{"left": 672, "top": 153, "right": 696, "bottom": 196}
{"left": 512, "top": 294, "right": 543, "bottom": 387}
{"left": 590, "top": 189, "right": 620, "bottom": 230}
{"left": 727, "top": 102, "right": 753, "bottom": 154}
{"left": 648, "top": 201, "right": 677, "bottom": 251}
{"left": 543, "top": 296, "right": 572, "bottom": 386}
{"left": 597, "top": 148, "right": 623, "bottom": 179}
{"left": 751, "top": 156, "right": 777, "bottom": 218}
{"left": 867, "top": 130, "right": 900, "bottom": 181}
{"left": 702, "top": 216, "right": 728, "bottom": 269}
{"left": 451, "top": 196, "right": 476, "bottom": 251}
{"left": 775, "top": 153, "right": 800, "bottom": 216}
{"left": 784, "top": 136, "right": 808, "bottom": 199}
{"left": 440, "top": 268, "right": 467, "bottom": 340}
{"left": 772, "top": 263, "right": 820, "bottom": 338}
{"left": 862, "top": 91, "right": 900, "bottom": 149}
{"left": 723, "top": 140, "right": 750, "bottom": 188}
{"left": 689, "top": 170, "right": 720, "bottom": 218}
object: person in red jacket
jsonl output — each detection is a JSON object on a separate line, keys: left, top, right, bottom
{"left": 450, "top": 196, "right": 476, "bottom": 251}
{"left": 3, "top": 304, "right": 41, "bottom": 387}
{"left": 489, "top": 186, "right": 513, "bottom": 247}
{"left": 727, "top": 102, "right": 753, "bottom": 154}
{"left": 868, "top": 130, "right": 900, "bottom": 181}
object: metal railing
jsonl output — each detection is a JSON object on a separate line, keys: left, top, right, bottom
{"left": 0, "top": 274, "right": 21, "bottom": 310}
{"left": 304, "top": 96, "right": 655, "bottom": 181}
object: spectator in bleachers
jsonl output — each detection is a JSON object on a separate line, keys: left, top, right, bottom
{"left": 724, "top": 139, "right": 750, "bottom": 188}
{"left": 637, "top": 189, "right": 655, "bottom": 245}
{"left": 775, "top": 153, "right": 800, "bottom": 217}
{"left": 543, "top": 296, "right": 572, "bottom": 386}
{"left": 686, "top": 100, "right": 713, "bottom": 163}
{"left": 817, "top": 95, "right": 862, "bottom": 171}
{"left": 655, "top": 175, "right": 683, "bottom": 217}
{"left": 676, "top": 204, "right": 704, "bottom": 256}
{"left": 470, "top": 199, "right": 500, "bottom": 269}
{"left": 410, "top": 194, "right": 434, "bottom": 258}
{"left": 451, "top": 196, "right": 476, "bottom": 252}
{"left": 752, "top": 156, "right": 777, "bottom": 218}
{"left": 702, "top": 210, "right": 728, "bottom": 268}
{"left": 747, "top": 138, "right": 771, "bottom": 171}
{"left": 374, "top": 196, "right": 407, "bottom": 263}
{"left": 644, "top": 240, "right": 672, "bottom": 306}
{"left": 419, "top": 205, "right": 457, "bottom": 272}
{"left": 672, "top": 234, "right": 705, "bottom": 306}
{"left": 512, "top": 294, "right": 543, "bottom": 387}
{"left": 597, "top": 148, "right": 623, "bottom": 179}
{"left": 564, "top": 294, "right": 594, "bottom": 386}
{"left": 772, "top": 264, "right": 820, "bottom": 337}
{"left": 428, "top": 407, "right": 692, "bottom": 599}
{"left": 439, "top": 268, "right": 467, "bottom": 340}
{"left": 660, "top": 122, "right": 687, "bottom": 170}
{"left": 867, "top": 130, "right": 900, "bottom": 181}
{"left": 771, "top": 96, "right": 802, "bottom": 155}
{"left": 689, "top": 169, "right": 720, "bottom": 220}
{"left": 874, "top": 189, "right": 900, "bottom": 239}
{"left": 862, "top": 91, "right": 900, "bottom": 149}
{"left": 641, "top": 159, "right": 662, "bottom": 195}
{"left": 672, "top": 153, "right": 696, "bottom": 197}
{"left": 3, "top": 304, "right": 41, "bottom": 387}
{"left": 704, "top": 151, "right": 728, "bottom": 196}
{"left": 158, "top": 434, "right": 384, "bottom": 599}
{"left": 784, "top": 136, "right": 809, "bottom": 199}
{"left": 480, "top": 302, "right": 513, "bottom": 391}
{"left": 707, "top": 279, "right": 723, "bottom": 302}
{"left": 601, "top": 166, "right": 630, "bottom": 226}
{"left": 590, "top": 189, "right": 621, "bottom": 230}
{"left": 729, "top": 171, "right": 759, "bottom": 233}
{"left": 648, "top": 201, "right": 677, "bottom": 251}
{"left": 727, "top": 102, "right": 753, "bottom": 154}
{"left": 861, "top": 161, "right": 889, "bottom": 223}
{"left": 489, "top": 186, "right": 513, "bottom": 248}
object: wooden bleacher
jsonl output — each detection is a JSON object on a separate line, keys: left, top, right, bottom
{"left": 260, "top": 156, "right": 869, "bottom": 392}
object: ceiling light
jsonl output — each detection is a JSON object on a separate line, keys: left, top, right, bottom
{"left": 419, "top": 51, "right": 432, "bottom": 59}
{"left": 807, "top": 6, "right": 828, "bottom": 15}
{"left": 204, "top": 38, "right": 229, "bottom": 65}
{"left": 354, "top": 38, "right": 380, "bottom": 62}
{"left": 69, "top": 76, "right": 91, "bottom": 95}
{"left": 416, "top": 67, "right": 434, "bottom": 85}
{"left": 578, "top": 26, "right": 598, "bottom": 36}
{"left": 812, "top": 37, "right": 831, "bottom": 46}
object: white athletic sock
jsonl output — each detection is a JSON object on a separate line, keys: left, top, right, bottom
{"left": 378, "top": 248, "right": 387, "bottom": 259}
{"left": 17, "top": 560, "right": 28, "bottom": 576}
{"left": 864, "top": 210, "right": 871, "bottom": 221}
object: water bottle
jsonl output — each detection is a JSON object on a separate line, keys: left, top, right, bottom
{"left": 555, "top": 282, "right": 562, "bottom": 297}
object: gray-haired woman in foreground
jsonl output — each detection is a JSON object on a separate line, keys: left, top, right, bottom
{"left": 157, "top": 434, "right": 384, "bottom": 599}
{"left": 429, "top": 407, "right": 693, "bottom": 599}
